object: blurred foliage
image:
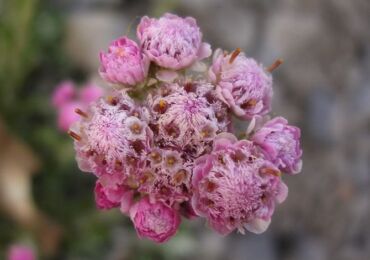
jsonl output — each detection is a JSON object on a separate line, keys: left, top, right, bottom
{"left": 0, "top": 0, "right": 255, "bottom": 257}
{"left": 0, "top": 0, "right": 39, "bottom": 109}
{"left": 0, "top": 0, "right": 191, "bottom": 258}
{"left": 0, "top": 0, "right": 109, "bottom": 258}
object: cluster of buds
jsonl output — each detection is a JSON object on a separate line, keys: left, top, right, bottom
{"left": 69, "top": 13, "right": 302, "bottom": 243}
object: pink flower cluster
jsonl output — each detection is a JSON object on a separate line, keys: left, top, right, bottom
{"left": 7, "top": 245, "right": 35, "bottom": 260}
{"left": 69, "top": 13, "right": 303, "bottom": 243}
{"left": 52, "top": 81, "right": 103, "bottom": 131}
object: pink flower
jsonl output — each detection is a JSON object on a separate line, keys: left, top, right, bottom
{"left": 94, "top": 180, "right": 121, "bottom": 210}
{"left": 251, "top": 117, "right": 303, "bottom": 174}
{"left": 51, "top": 80, "right": 75, "bottom": 108}
{"left": 130, "top": 197, "right": 181, "bottom": 243}
{"left": 80, "top": 83, "right": 104, "bottom": 104}
{"left": 7, "top": 245, "right": 35, "bottom": 260}
{"left": 57, "top": 102, "right": 82, "bottom": 131}
{"left": 146, "top": 82, "right": 228, "bottom": 158}
{"left": 95, "top": 178, "right": 134, "bottom": 212}
{"left": 52, "top": 81, "right": 103, "bottom": 132}
{"left": 192, "top": 133, "right": 288, "bottom": 235}
{"left": 209, "top": 49, "right": 272, "bottom": 119}
{"left": 137, "top": 13, "right": 211, "bottom": 70}
{"left": 99, "top": 37, "right": 149, "bottom": 86}
{"left": 71, "top": 91, "right": 152, "bottom": 176}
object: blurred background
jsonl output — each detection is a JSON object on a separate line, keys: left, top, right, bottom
{"left": 0, "top": 0, "right": 369, "bottom": 259}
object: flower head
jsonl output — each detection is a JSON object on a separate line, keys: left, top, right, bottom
{"left": 94, "top": 180, "right": 121, "bottom": 210}
{"left": 130, "top": 197, "right": 181, "bottom": 243}
{"left": 72, "top": 91, "right": 152, "bottom": 176}
{"left": 209, "top": 49, "right": 272, "bottom": 119}
{"left": 192, "top": 133, "right": 287, "bottom": 235}
{"left": 146, "top": 82, "right": 228, "bottom": 158}
{"left": 251, "top": 117, "right": 302, "bottom": 174}
{"left": 99, "top": 37, "right": 149, "bottom": 86}
{"left": 137, "top": 13, "right": 211, "bottom": 70}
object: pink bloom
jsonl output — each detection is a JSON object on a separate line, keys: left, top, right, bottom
{"left": 7, "top": 245, "right": 35, "bottom": 260}
{"left": 51, "top": 80, "right": 75, "bottom": 108}
{"left": 72, "top": 91, "right": 152, "bottom": 175}
{"left": 209, "top": 49, "right": 272, "bottom": 119}
{"left": 192, "top": 133, "right": 287, "bottom": 235}
{"left": 53, "top": 82, "right": 103, "bottom": 132}
{"left": 94, "top": 180, "right": 121, "bottom": 210}
{"left": 99, "top": 37, "right": 149, "bottom": 86}
{"left": 130, "top": 197, "right": 181, "bottom": 243}
{"left": 251, "top": 117, "right": 303, "bottom": 174}
{"left": 80, "top": 83, "right": 104, "bottom": 104}
{"left": 137, "top": 13, "right": 211, "bottom": 70}
{"left": 146, "top": 82, "right": 228, "bottom": 158}
{"left": 57, "top": 102, "right": 82, "bottom": 131}
{"left": 95, "top": 178, "right": 134, "bottom": 212}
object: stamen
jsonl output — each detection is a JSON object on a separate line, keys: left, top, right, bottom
{"left": 154, "top": 99, "right": 168, "bottom": 113}
{"left": 159, "top": 100, "right": 167, "bottom": 109}
{"left": 173, "top": 169, "right": 187, "bottom": 184}
{"left": 241, "top": 99, "right": 257, "bottom": 109}
{"left": 127, "top": 176, "right": 139, "bottom": 189}
{"left": 115, "top": 160, "right": 123, "bottom": 170}
{"left": 140, "top": 171, "right": 154, "bottom": 184}
{"left": 130, "top": 123, "right": 142, "bottom": 134}
{"left": 229, "top": 48, "right": 241, "bottom": 64}
{"left": 75, "top": 108, "right": 88, "bottom": 118}
{"left": 150, "top": 152, "right": 162, "bottom": 163}
{"left": 107, "top": 96, "right": 118, "bottom": 106}
{"left": 68, "top": 130, "right": 81, "bottom": 141}
{"left": 260, "top": 167, "right": 281, "bottom": 177}
{"left": 267, "top": 58, "right": 283, "bottom": 72}
{"left": 201, "top": 130, "right": 209, "bottom": 138}
{"left": 166, "top": 156, "right": 176, "bottom": 166}
{"left": 205, "top": 180, "right": 217, "bottom": 192}
{"left": 116, "top": 47, "right": 125, "bottom": 57}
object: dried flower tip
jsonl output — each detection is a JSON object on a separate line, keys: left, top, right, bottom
{"left": 229, "top": 48, "right": 241, "bottom": 64}
{"left": 204, "top": 179, "right": 217, "bottom": 192}
{"left": 140, "top": 171, "right": 154, "bottom": 184}
{"left": 75, "top": 108, "right": 88, "bottom": 118}
{"left": 150, "top": 151, "right": 162, "bottom": 163}
{"left": 159, "top": 100, "right": 167, "bottom": 109}
{"left": 130, "top": 123, "right": 142, "bottom": 134}
{"left": 107, "top": 96, "right": 118, "bottom": 106}
{"left": 260, "top": 167, "right": 281, "bottom": 177}
{"left": 267, "top": 59, "right": 283, "bottom": 72}
{"left": 68, "top": 130, "right": 82, "bottom": 141}
{"left": 173, "top": 169, "right": 188, "bottom": 185}
{"left": 240, "top": 99, "right": 257, "bottom": 109}
{"left": 127, "top": 176, "right": 139, "bottom": 189}
{"left": 166, "top": 156, "right": 177, "bottom": 166}
{"left": 154, "top": 99, "right": 168, "bottom": 114}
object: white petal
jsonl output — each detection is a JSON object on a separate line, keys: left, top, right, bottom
{"left": 198, "top": 42, "right": 212, "bottom": 60}
{"left": 245, "top": 218, "right": 271, "bottom": 234}
{"left": 156, "top": 70, "right": 179, "bottom": 83}
{"left": 246, "top": 117, "right": 257, "bottom": 135}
